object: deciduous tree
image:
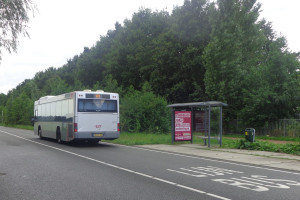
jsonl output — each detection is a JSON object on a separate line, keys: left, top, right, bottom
{"left": 0, "top": 0, "right": 36, "bottom": 60}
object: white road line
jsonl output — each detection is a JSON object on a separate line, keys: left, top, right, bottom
{"left": 0, "top": 130, "right": 231, "bottom": 200}
{"left": 103, "top": 142, "right": 300, "bottom": 175}
{"left": 166, "top": 169, "right": 207, "bottom": 177}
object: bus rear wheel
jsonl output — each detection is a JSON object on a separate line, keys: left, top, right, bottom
{"left": 56, "top": 129, "right": 63, "bottom": 144}
{"left": 38, "top": 128, "right": 43, "bottom": 139}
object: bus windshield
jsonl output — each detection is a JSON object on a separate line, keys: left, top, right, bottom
{"left": 78, "top": 99, "right": 117, "bottom": 112}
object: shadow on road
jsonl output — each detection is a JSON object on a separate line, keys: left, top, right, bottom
{"left": 32, "top": 137, "right": 115, "bottom": 148}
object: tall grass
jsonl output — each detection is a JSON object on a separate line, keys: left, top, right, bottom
{"left": 235, "top": 139, "right": 300, "bottom": 155}
{"left": 108, "top": 132, "right": 173, "bottom": 145}
{"left": 224, "top": 134, "right": 300, "bottom": 142}
{"left": 107, "top": 132, "right": 300, "bottom": 155}
{"left": 1, "top": 124, "right": 34, "bottom": 130}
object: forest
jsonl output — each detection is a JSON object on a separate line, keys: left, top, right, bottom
{"left": 0, "top": 0, "right": 299, "bottom": 134}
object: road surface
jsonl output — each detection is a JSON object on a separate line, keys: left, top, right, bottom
{"left": 0, "top": 126, "right": 299, "bottom": 200}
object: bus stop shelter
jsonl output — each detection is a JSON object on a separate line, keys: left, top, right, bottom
{"left": 168, "top": 101, "right": 228, "bottom": 147}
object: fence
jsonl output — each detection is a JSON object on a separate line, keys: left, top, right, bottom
{"left": 262, "top": 119, "right": 300, "bottom": 137}
{"left": 226, "top": 119, "right": 300, "bottom": 137}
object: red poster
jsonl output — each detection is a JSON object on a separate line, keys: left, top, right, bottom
{"left": 175, "top": 111, "right": 192, "bottom": 141}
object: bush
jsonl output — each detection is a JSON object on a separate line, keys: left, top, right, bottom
{"left": 236, "top": 139, "right": 300, "bottom": 155}
{"left": 5, "top": 92, "right": 33, "bottom": 125}
{"left": 121, "top": 83, "right": 170, "bottom": 133}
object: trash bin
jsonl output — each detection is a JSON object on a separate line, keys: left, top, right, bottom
{"left": 245, "top": 128, "right": 255, "bottom": 142}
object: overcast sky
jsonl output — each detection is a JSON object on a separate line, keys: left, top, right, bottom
{"left": 0, "top": 0, "right": 299, "bottom": 94}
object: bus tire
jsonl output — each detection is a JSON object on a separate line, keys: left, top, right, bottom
{"left": 56, "top": 128, "right": 63, "bottom": 144}
{"left": 38, "top": 127, "right": 43, "bottom": 139}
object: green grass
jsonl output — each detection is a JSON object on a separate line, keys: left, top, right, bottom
{"left": 108, "top": 132, "right": 221, "bottom": 146}
{"left": 0, "top": 124, "right": 34, "bottom": 130}
{"left": 107, "top": 132, "right": 300, "bottom": 155}
{"left": 224, "top": 134, "right": 300, "bottom": 142}
{"left": 232, "top": 139, "right": 300, "bottom": 155}
{"left": 255, "top": 136, "right": 300, "bottom": 142}
{"left": 107, "top": 132, "right": 173, "bottom": 145}
{"left": 1, "top": 124, "right": 299, "bottom": 156}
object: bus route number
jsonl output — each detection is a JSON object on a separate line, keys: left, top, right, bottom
{"left": 96, "top": 125, "right": 102, "bottom": 129}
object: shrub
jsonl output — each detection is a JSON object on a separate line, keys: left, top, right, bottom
{"left": 236, "top": 139, "right": 300, "bottom": 155}
{"left": 121, "top": 83, "right": 170, "bottom": 133}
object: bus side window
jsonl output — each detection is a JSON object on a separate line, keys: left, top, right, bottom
{"left": 78, "top": 100, "right": 84, "bottom": 111}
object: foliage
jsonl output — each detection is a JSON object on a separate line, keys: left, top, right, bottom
{"left": 1, "top": 0, "right": 299, "bottom": 133}
{"left": 0, "top": 105, "right": 5, "bottom": 124}
{"left": 5, "top": 92, "right": 33, "bottom": 125}
{"left": 203, "top": 0, "right": 300, "bottom": 129}
{"left": 0, "top": 0, "right": 36, "bottom": 60}
{"left": 203, "top": 0, "right": 266, "bottom": 123}
{"left": 121, "top": 83, "right": 170, "bottom": 133}
{"left": 224, "top": 134, "right": 300, "bottom": 142}
{"left": 107, "top": 132, "right": 173, "bottom": 145}
{"left": 236, "top": 139, "right": 300, "bottom": 155}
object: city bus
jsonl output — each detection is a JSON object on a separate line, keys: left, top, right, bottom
{"left": 33, "top": 90, "right": 120, "bottom": 143}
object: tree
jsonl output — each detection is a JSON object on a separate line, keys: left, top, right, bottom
{"left": 203, "top": 0, "right": 265, "bottom": 122}
{"left": 0, "top": 0, "right": 36, "bottom": 60}
{"left": 5, "top": 92, "right": 33, "bottom": 125}
{"left": 104, "top": 9, "right": 170, "bottom": 91}
{"left": 203, "top": 0, "right": 300, "bottom": 129}
{"left": 0, "top": 93, "right": 7, "bottom": 106}
{"left": 76, "top": 47, "right": 105, "bottom": 88}
{"left": 150, "top": 0, "right": 212, "bottom": 102}
{"left": 43, "top": 75, "right": 70, "bottom": 95}
{"left": 240, "top": 37, "right": 300, "bottom": 127}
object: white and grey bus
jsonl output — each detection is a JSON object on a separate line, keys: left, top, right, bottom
{"left": 33, "top": 90, "right": 120, "bottom": 143}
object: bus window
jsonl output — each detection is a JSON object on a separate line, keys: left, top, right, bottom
{"left": 78, "top": 99, "right": 117, "bottom": 112}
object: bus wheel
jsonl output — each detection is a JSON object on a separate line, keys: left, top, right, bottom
{"left": 38, "top": 128, "right": 43, "bottom": 139}
{"left": 56, "top": 129, "right": 63, "bottom": 144}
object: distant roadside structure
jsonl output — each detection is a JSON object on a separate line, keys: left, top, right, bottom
{"left": 168, "top": 101, "right": 228, "bottom": 147}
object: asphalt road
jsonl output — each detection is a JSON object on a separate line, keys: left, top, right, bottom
{"left": 0, "top": 126, "right": 299, "bottom": 200}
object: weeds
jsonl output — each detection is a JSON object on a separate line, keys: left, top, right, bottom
{"left": 236, "top": 139, "right": 300, "bottom": 155}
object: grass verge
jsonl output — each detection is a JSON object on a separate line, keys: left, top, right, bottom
{"left": 224, "top": 134, "right": 300, "bottom": 142}
{"left": 107, "top": 132, "right": 300, "bottom": 155}
{"left": 232, "top": 139, "right": 300, "bottom": 155}
{"left": 107, "top": 132, "right": 173, "bottom": 145}
{"left": 0, "top": 124, "right": 34, "bottom": 130}
{"left": 1, "top": 125, "right": 298, "bottom": 156}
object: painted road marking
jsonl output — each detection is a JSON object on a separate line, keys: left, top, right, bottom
{"left": 103, "top": 142, "right": 300, "bottom": 176}
{"left": 0, "top": 130, "right": 231, "bottom": 200}
{"left": 167, "top": 166, "right": 244, "bottom": 177}
{"left": 212, "top": 175, "right": 300, "bottom": 192}
{"left": 167, "top": 165, "right": 300, "bottom": 192}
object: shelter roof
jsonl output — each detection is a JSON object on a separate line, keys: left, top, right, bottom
{"left": 168, "top": 101, "right": 228, "bottom": 108}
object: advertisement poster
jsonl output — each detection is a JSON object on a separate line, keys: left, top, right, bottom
{"left": 175, "top": 111, "right": 192, "bottom": 141}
